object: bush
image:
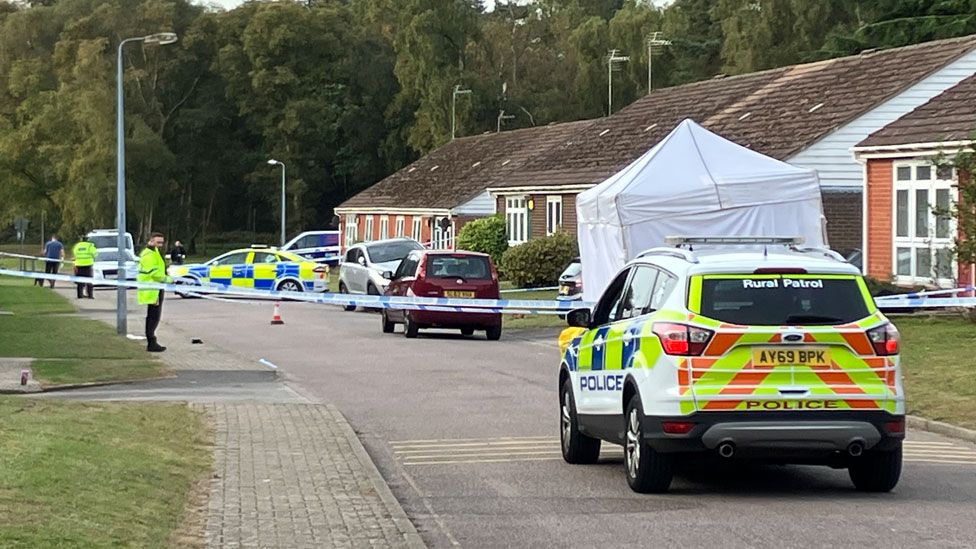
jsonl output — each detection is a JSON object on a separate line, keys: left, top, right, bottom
{"left": 864, "top": 276, "right": 924, "bottom": 297}
{"left": 501, "top": 231, "right": 578, "bottom": 288}
{"left": 456, "top": 216, "right": 508, "bottom": 264}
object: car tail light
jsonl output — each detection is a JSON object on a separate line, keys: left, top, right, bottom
{"left": 417, "top": 255, "right": 427, "bottom": 279}
{"left": 652, "top": 322, "right": 714, "bottom": 356}
{"left": 661, "top": 421, "right": 695, "bottom": 434}
{"left": 884, "top": 418, "right": 905, "bottom": 434}
{"left": 867, "top": 323, "right": 899, "bottom": 356}
{"left": 575, "top": 280, "right": 583, "bottom": 288}
{"left": 313, "top": 266, "right": 328, "bottom": 274}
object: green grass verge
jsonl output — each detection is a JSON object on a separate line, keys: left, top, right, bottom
{"left": 0, "top": 277, "right": 164, "bottom": 385}
{"left": 501, "top": 288, "right": 570, "bottom": 329}
{"left": 896, "top": 315, "right": 976, "bottom": 430}
{"left": 0, "top": 398, "right": 211, "bottom": 547}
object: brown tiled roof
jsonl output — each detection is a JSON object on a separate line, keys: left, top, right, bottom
{"left": 497, "top": 35, "right": 976, "bottom": 188}
{"left": 336, "top": 120, "right": 597, "bottom": 210}
{"left": 858, "top": 73, "right": 976, "bottom": 148}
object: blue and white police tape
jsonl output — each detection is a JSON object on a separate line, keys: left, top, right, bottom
{"left": 0, "top": 268, "right": 595, "bottom": 314}
{"left": 0, "top": 251, "right": 73, "bottom": 264}
{"left": 874, "top": 286, "right": 975, "bottom": 301}
{"left": 874, "top": 296, "right": 976, "bottom": 308}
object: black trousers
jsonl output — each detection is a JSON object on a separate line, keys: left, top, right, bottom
{"left": 146, "top": 291, "right": 164, "bottom": 341}
{"left": 43, "top": 261, "right": 59, "bottom": 288}
{"left": 75, "top": 266, "right": 93, "bottom": 298}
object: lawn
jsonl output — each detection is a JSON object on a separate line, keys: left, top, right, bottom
{"left": 0, "top": 277, "right": 164, "bottom": 385}
{"left": 500, "top": 287, "right": 572, "bottom": 330}
{"left": 0, "top": 397, "right": 211, "bottom": 547}
{"left": 895, "top": 315, "right": 976, "bottom": 430}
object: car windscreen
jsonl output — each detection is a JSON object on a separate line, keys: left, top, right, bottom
{"left": 366, "top": 241, "right": 423, "bottom": 263}
{"left": 89, "top": 235, "right": 133, "bottom": 250}
{"left": 697, "top": 275, "right": 870, "bottom": 326}
{"left": 426, "top": 256, "right": 491, "bottom": 279}
{"left": 95, "top": 251, "right": 134, "bottom": 262}
{"left": 561, "top": 261, "right": 582, "bottom": 277}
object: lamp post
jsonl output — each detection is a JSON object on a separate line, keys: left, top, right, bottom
{"left": 451, "top": 84, "right": 472, "bottom": 140}
{"left": 267, "top": 159, "right": 286, "bottom": 246}
{"left": 116, "top": 32, "right": 178, "bottom": 336}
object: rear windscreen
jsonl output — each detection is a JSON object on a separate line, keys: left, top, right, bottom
{"left": 426, "top": 256, "right": 491, "bottom": 279}
{"left": 697, "top": 275, "right": 870, "bottom": 326}
{"left": 561, "top": 261, "right": 582, "bottom": 277}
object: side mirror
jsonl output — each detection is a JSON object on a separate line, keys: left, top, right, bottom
{"left": 382, "top": 271, "right": 394, "bottom": 280}
{"left": 357, "top": 256, "right": 366, "bottom": 266}
{"left": 566, "top": 308, "right": 592, "bottom": 328}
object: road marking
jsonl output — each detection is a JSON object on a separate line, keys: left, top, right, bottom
{"left": 392, "top": 436, "right": 976, "bottom": 467}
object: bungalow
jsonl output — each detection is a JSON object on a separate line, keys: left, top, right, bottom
{"left": 337, "top": 35, "right": 976, "bottom": 255}
{"left": 853, "top": 73, "right": 976, "bottom": 288}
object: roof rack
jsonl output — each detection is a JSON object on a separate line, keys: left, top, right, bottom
{"left": 636, "top": 247, "right": 699, "bottom": 263}
{"left": 788, "top": 246, "right": 847, "bottom": 262}
{"left": 664, "top": 236, "right": 805, "bottom": 247}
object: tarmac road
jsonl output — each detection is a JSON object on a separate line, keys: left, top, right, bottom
{"left": 113, "top": 296, "right": 976, "bottom": 547}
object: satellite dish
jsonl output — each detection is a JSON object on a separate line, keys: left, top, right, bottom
{"left": 330, "top": 215, "right": 340, "bottom": 226}
{"left": 438, "top": 218, "right": 452, "bottom": 231}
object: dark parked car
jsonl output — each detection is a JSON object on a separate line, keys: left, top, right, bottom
{"left": 557, "top": 257, "right": 582, "bottom": 301}
{"left": 381, "top": 250, "right": 502, "bottom": 340}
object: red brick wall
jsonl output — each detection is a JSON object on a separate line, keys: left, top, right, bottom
{"left": 822, "top": 190, "right": 863, "bottom": 256}
{"left": 865, "top": 159, "right": 893, "bottom": 279}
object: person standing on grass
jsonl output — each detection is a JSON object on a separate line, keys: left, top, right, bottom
{"left": 138, "top": 232, "right": 173, "bottom": 353}
{"left": 169, "top": 240, "right": 186, "bottom": 265}
{"left": 37, "top": 235, "right": 64, "bottom": 288}
{"left": 71, "top": 233, "right": 96, "bottom": 299}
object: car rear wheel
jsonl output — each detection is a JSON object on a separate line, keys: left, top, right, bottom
{"left": 460, "top": 327, "right": 474, "bottom": 336}
{"left": 486, "top": 325, "right": 502, "bottom": 341}
{"left": 338, "top": 282, "right": 356, "bottom": 312}
{"left": 625, "top": 393, "right": 674, "bottom": 494}
{"left": 277, "top": 280, "right": 302, "bottom": 292}
{"left": 403, "top": 312, "right": 419, "bottom": 338}
{"left": 175, "top": 277, "right": 201, "bottom": 299}
{"left": 849, "top": 444, "right": 902, "bottom": 492}
{"left": 560, "top": 378, "right": 600, "bottom": 464}
{"left": 366, "top": 283, "right": 381, "bottom": 312}
{"left": 381, "top": 311, "right": 395, "bottom": 334}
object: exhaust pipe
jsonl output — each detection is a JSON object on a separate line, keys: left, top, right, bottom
{"left": 717, "top": 441, "right": 736, "bottom": 458}
{"left": 847, "top": 441, "right": 864, "bottom": 457}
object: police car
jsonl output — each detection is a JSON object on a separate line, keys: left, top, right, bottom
{"left": 168, "top": 247, "right": 329, "bottom": 294}
{"left": 559, "top": 237, "right": 904, "bottom": 494}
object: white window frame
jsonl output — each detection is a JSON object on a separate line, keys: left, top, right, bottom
{"left": 891, "top": 161, "right": 956, "bottom": 287}
{"left": 433, "top": 217, "right": 454, "bottom": 250}
{"left": 344, "top": 215, "right": 357, "bottom": 247}
{"left": 395, "top": 216, "right": 405, "bottom": 238}
{"left": 506, "top": 196, "right": 528, "bottom": 245}
{"left": 412, "top": 217, "right": 422, "bottom": 243}
{"left": 363, "top": 216, "right": 374, "bottom": 243}
{"left": 546, "top": 195, "right": 563, "bottom": 235}
{"left": 379, "top": 216, "right": 389, "bottom": 240}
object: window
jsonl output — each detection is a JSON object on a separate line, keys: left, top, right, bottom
{"left": 698, "top": 275, "right": 870, "bottom": 326}
{"left": 379, "top": 216, "right": 389, "bottom": 240}
{"left": 505, "top": 196, "right": 528, "bottom": 245}
{"left": 412, "top": 217, "right": 422, "bottom": 243}
{"left": 211, "top": 252, "right": 249, "bottom": 266}
{"left": 892, "top": 161, "right": 955, "bottom": 285}
{"left": 363, "top": 216, "right": 374, "bottom": 242}
{"left": 433, "top": 218, "right": 453, "bottom": 249}
{"left": 650, "top": 271, "right": 678, "bottom": 310}
{"left": 593, "top": 268, "right": 631, "bottom": 325}
{"left": 345, "top": 247, "right": 358, "bottom": 263}
{"left": 395, "top": 216, "right": 405, "bottom": 238}
{"left": 546, "top": 196, "right": 563, "bottom": 235}
{"left": 365, "top": 240, "right": 424, "bottom": 263}
{"left": 395, "top": 253, "right": 420, "bottom": 279}
{"left": 252, "top": 252, "right": 279, "bottom": 264}
{"left": 617, "top": 266, "right": 657, "bottom": 320}
{"left": 426, "top": 255, "right": 491, "bottom": 279}
{"left": 344, "top": 215, "right": 357, "bottom": 247}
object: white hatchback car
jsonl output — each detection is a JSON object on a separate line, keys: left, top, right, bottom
{"left": 338, "top": 239, "right": 424, "bottom": 309}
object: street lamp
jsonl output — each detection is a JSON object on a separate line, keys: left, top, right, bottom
{"left": 116, "top": 31, "right": 178, "bottom": 336}
{"left": 451, "top": 84, "right": 472, "bottom": 140}
{"left": 267, "top": 159, "right": 286, "bottom": 246}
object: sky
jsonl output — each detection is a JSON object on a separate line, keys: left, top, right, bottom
{"left": 196, "top": 0, "right": 674, "bottom": 13}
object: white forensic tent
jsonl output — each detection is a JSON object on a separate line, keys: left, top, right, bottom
{"left": 577, "top": 119, "right": 827, "bottom": 301}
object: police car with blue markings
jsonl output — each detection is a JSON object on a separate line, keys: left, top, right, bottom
{"left": 167, "top": 247, "right": 329, "bottom": 295}
{"left": 281, "top": 230, "right": 342, "bottom": 266}
{"left": 559, "top": 236, "right": 905, "bottom": 494}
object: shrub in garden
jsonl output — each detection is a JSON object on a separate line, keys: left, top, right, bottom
{"left": 456, "top": 215, "right": 509, "bottom": 264}
{"left": 500, "top": 231, "right": 578, "bottom": 287}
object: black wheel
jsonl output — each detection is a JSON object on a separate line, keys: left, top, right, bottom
{"left": 339, "top": 282, "right": 356, "bottom": 312}
{"left": 625, "top": 393, "right": 674, "bottom": 493}
{"left": 277, "top": 279, "right": 303, "bottom": 292}
{"left": 366, "top": 283, "right": 381, "bottom": 312}
{"left": 460, "top": 327, "right": 475, "bottom": 336}
{"left": 381, "top": 311, "right": 395, "bottom": 334}
{"left": 175, "top": 278, "right": 201, "bottom": 299}
{"left": 486, "top": 325, "right": 502, "bottom": 341}
{"left": 849, "top": 443, "right": 902, "bottom": 492}
{"left": 560, "top": 378, "right": 601, "bottom": 464}
{"left": 403, "top": 311, "right": 419, "bottom": 338}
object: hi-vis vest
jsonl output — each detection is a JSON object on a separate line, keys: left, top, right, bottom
{"left": 72, "top": 241, "right": 97, "bottom": 267}
{"left": 137, "top": 247, "right": 171, "bottom": 305}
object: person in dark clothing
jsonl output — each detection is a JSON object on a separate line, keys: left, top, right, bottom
{"left": 169, "top": 240, "right": 187, "bottom": 265}
{"left": 38, "top": 235, "right": 64, "bottom": 288}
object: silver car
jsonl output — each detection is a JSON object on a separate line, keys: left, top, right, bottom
{"left": 338, "top": 238, "right": 424, "bottom": 309}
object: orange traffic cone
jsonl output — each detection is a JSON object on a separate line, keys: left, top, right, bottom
{"left": 270, "top": 302, "right": 285, "bottom": 325}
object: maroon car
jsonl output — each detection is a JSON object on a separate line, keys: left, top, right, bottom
{"left": 381, "top": 250, "right": 502, "bottom": 340}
